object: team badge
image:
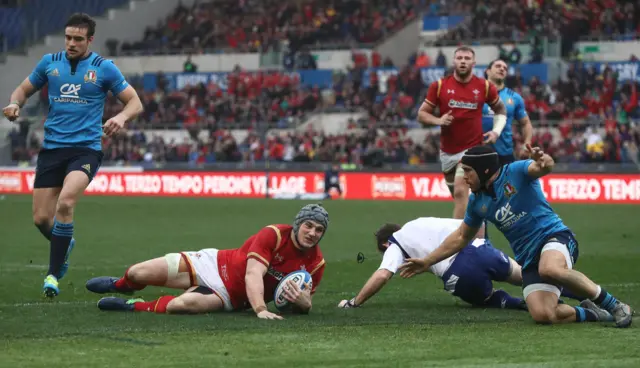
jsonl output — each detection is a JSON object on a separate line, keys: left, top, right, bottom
{"left": 504, "top": 182, "right": 517, "bottom": 198}
{"left": 480, "top": 204, "right": 488, "bottom": 214}
{"left": 84, "top": 70, "right": 97, "bottom": 83}
{"left": 507, "top": 98, "right": 513, "bottom": 105}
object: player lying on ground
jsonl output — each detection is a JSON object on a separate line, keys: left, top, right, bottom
{"left": 2, "top": 13, "right": 143, "bottom": 298}
{"left": 86, "top": 204, "right": 328, "bottom": 320}
{"left": 399, "top": 145, "right": 634, "bottom": 327}
{"left": 338, "top": 217, "right": 526, "bottom": 310}
{"left": 418, "top": 46, "right": 507, "bottom": 219}
{"left": 482, "top": 59, "right": 533, "bottom": 166}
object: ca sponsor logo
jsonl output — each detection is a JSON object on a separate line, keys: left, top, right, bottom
{"left": 494, "top": 203, "right": 526, "bottom": 230}
{"left": 60, "top": 83, "right": 81, "bottom": 98}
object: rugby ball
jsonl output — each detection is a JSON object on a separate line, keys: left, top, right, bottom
{"left": 273, "top": 270, "right": 312, "bottom": 311}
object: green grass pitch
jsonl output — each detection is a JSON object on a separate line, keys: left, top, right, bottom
{"left": 0, "top": 195, "right": 638, "bottom": 367}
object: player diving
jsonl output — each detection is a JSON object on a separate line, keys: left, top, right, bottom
{"left": 86, "top": 204, "right": 328, "bottom": 320}
{"left": 2, "top": 13, "right": 143, "bottom": 298}
{"left": 399, "top": 145, "right": 634, "bottom": 328}
{"left": 338, "top": 217, "right": 527, "bottom": 310}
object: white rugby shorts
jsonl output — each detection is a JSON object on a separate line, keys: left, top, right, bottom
{"left": 181, "top": 248, "right": 233, "bottom": 311}
{"left": 439, "top": 149, "right": 468, "bottom": 175}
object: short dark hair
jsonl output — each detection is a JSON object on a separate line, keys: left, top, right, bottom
{"left": 485, "top": 59, "right": 508, "bottom": 79}
{"left": 454, "top": 46, "right": 475, "bottom": 56}
{"left": 374, "top": 223, "right": 402, "bottom": 253}
{"left": 65, "top": 13, "right": 96, "bottom": 38}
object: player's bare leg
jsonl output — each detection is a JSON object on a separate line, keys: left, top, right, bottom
{"left": 525, "top": 290, "right": 578, "bottom": 324}
{"left": 537, "top": 248, "right": 633, "bottom": 327}
{"left": 32, "top": 187, "right": 61, "bottom": 241}
{"left": 86, "top": 253, "right": 192, "bottom": 294}
{"left": 452, "top": 166, "right": 469, "bottom": 219}
{"left": 43, "top": 171, "right": 90, "bottom": 297}
{"left": 96, "top": 286, "right": 226, "bottom": 314}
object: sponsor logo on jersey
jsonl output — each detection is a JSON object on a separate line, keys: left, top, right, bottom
{"left": 54, "top": 83, "right": 88, "bottom": 104}
{"left": 82, "top": 164, "right": 91, "bottom": 173}
{"left": 448, "top": 99, "right": 478, "bottom": 110}
{"left": 267, "top": 267, "right": 285, "bottom": 281}
{"left": 47, "top": 68, "right": 59, "bottom": 77}
{"left": 494, "top": 203, "right": 527, "bottom": 230}
{"left": 371, "top": 175, "right": 406, "bottom": 199}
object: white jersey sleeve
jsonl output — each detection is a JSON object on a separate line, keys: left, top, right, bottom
{"left": 378, "top": 244, "right": 405, "bottom": 274}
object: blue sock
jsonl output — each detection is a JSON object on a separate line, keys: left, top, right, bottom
{"left": 591, "top": 286, "right": 618, "bottom": 313}
{"left": 574, "top": 306, "right": 599, "bottom": 322}
{"left": 485, "top": 289, "right": 526, "bottom": 310}
{"left": 48, "top": 219, "right": 73, "bottom": 277}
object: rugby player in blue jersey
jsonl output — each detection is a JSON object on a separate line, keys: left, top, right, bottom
{"left": 2, "top": 13, "right": 143, "bottom": 298}
{"left": 399, "top": 145, "right": 634, "bottom": 328}
{"left": 482, "top": 59, "right": 533, "bottom": 164}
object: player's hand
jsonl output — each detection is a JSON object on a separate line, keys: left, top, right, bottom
{"left": 257, "top": 310, "right": 284, "bottom": 320}
{"left": 525, "top": 144, "right": 545, "bottom": 165}
{"left": 2, "top": 103, "right": 20, "bottom": 122}
{"left": 439, "top": 110, "right": 453, "bottom": 126}
{"left": 483, "top": 131, "right": 499, "bottom": 144}
{"left": 103, "top": 115, "right": 126, "bottom": 136}
{"left": 283, "top": 280, "right": 311, "bottom": 309}
{"left": 398, "top": 258, "right": 431, "bottom": 279}
{"left": 338, "top": 298, "right": 359, "bottom": 309}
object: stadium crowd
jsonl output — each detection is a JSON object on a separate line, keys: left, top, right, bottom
{"left": 112, "top": 0, "right": 426, "bottom": 55}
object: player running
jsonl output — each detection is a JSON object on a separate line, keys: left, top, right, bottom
{"left": 337, "top": 217, "right": 526, "bottom": 311}
{"left": 482, "top": 59, "right": 533, "bottom": 165}
{"left": 418, "top": 46, "right": 508, "bottom": 219}
{"left": 2, "top": 13, "right": 143, "bottom": 298}
{"left": 85, "top": 204, "right": 328, "bottom": 320}
{"left": 399, "top": 145, "right": 633, "bottom": 327}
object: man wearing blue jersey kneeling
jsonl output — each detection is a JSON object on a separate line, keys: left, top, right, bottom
{"left": 399, "top": 145, "right": 634, "bottom": 328}
{"left": 2, "top": 13, "right": 143, "bottom": 298}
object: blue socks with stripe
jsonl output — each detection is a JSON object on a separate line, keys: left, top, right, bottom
{"left": 574, "top": 306, "right": 599, "bottom": 322}
{"left": 48, "top": 219, "right": 74, "bottom": 278}
{"left": 591, "top": 286, "right": 618, "bottom": 313}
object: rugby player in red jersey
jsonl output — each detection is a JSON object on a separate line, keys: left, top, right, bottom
{"left": 418, "top": 46, "right": 507, "bottom": 219}
{"left": 86, "top": 204, "right": 328, "bottom": 320}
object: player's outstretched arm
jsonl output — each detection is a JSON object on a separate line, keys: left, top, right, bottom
{"left": 525, "top": 144, "right": 554, "bottom": 178}
{"left": 245, "top": 258, "right": 283, "bottom": 320}
{"left": 2, "top": 78, "right": 38, "bottom": 122}
{"left": 399, "top": 222, "right": 478, "bottom": 278}
{"left": 339, "top": 269, "right": 393, "bottom": 308}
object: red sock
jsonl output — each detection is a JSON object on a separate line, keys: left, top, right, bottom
{"left": 133, "top": 295, "right": 176, "bottom": 313}
{"left": 114, "top": 267, "right": 146, "bottom": 291}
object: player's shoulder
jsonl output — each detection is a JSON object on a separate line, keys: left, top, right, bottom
{"left": 89, "top": 53, "right": 117, "bottom": 70}
{"left": 41, "top": 51, "right": 65, "bottom": 64}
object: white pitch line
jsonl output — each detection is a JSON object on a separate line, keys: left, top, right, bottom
{"left": 0, "top": 301, "right": 93, "bottom": 308}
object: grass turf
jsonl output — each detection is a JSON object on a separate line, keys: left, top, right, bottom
{"left": 0, "top": 195, "right": 638, "bottom": 367}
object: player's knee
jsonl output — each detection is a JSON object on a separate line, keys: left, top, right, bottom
{"left": 126, "top": 264, "right": 149, "bottom": 284}
{"left": 165, "top": 298, "right": 188, "bottom": 314}
{"left": 166, "top": 296, "right": 201, "bottom": 314}
{"left": 529, "top": 306, "right": 557, "bottom": 324}
{"left": 55, "top": 196, "right": 77, "bottom": 217}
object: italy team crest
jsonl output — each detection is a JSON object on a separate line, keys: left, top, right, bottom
{"left": 84, "top": 70, "right": 97, "bottom": 83}
{"left": 504, "top": 182, "right": 517, "bottom": 198}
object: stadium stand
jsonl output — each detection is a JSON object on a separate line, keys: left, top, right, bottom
{"left": 2, "top": 0, "right": 640, "bottom": 168}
